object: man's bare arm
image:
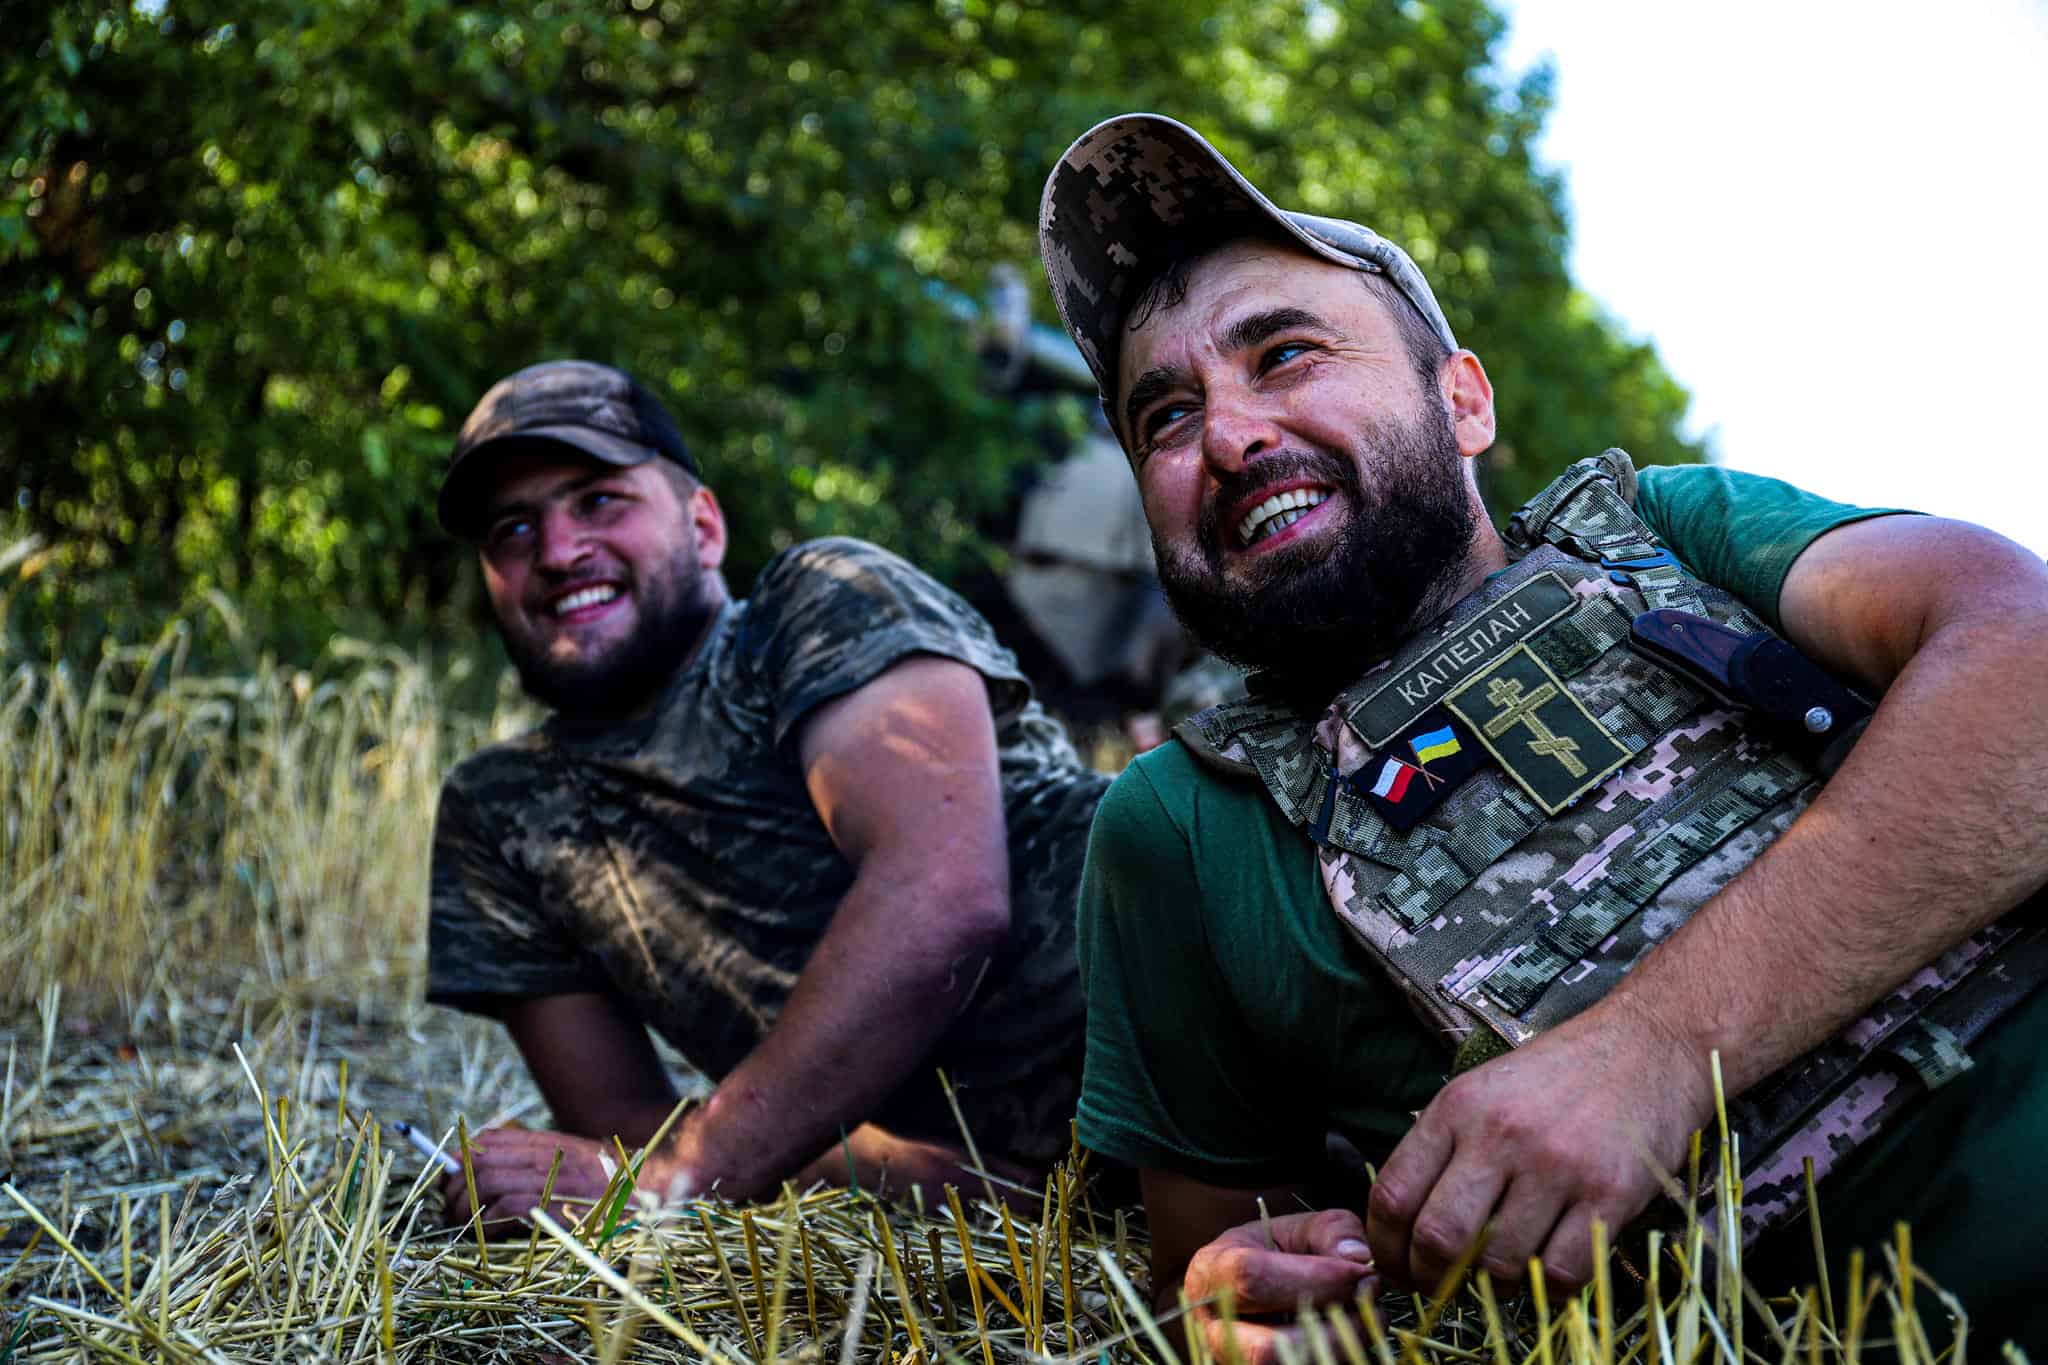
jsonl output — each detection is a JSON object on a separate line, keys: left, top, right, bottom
{"left": 447, "top": 990, "right": 1026, "bottom": 1226}
{"left": 495, "top": 992, "right": 683, "bottom": 1145}
{"left": 1669, "top": 514, "right": 2048, "bottom": 1087}
{"left": 441, "top": 655, "right": 1017, "bottom": 1221}
{"left": 1366, "top": 515, "right": 2048, "bottom": 1288}
{"left": 661, "top": 652, "right": 1016, "bottom": 1200}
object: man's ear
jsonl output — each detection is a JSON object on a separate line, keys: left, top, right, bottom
{"left": 688, "top": 484, "right": 728, "bottom": 570}
{"left": 1441, "top": 350, "right": 1496, "bottom": 460}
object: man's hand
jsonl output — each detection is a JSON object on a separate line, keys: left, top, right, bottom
{"left": 1366, "top": 998, "right": 1712, "bottom": 1291}
{"left": 1183, "top": 1209, "right": 1377, "bottom": 1365}
{"left": 439, "top": 1126, "right": 684, "bottom": 1237}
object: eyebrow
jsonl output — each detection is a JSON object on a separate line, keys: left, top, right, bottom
{"left": 1223, "top": 306, "right": 1333, "bottom": 354}
{"left": 1122, "top": 368, "right": 1182, "bottom": 440}
{"left": 485, "top": 467, "right": 619, "bottom": 524}
{"left": 1122, "top": 307, "right": 1342, "bottom": 435}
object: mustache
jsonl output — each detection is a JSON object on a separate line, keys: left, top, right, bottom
{"left": 1197, "top": 450, "right": 1364, "bottom": 555}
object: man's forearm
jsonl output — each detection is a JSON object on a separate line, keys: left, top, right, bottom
{"left": 665, "top": 859, "right": 1010, "bottom": 1201}
{"left": 1605, "top": 610, "right": 2048, "bottom": 1096}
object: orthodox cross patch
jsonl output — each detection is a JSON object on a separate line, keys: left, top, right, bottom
{"left": 1443, "top": 644, "right": 1630, "bottom": 813}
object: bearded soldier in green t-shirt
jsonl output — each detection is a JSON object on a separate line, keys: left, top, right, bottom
{"left": 1038, "top": 114, "right": 2048, "bottom": 1356}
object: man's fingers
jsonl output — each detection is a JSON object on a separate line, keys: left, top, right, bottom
{"left": 438, "top": 1171, "right": 475, "bottom": 1225}
{"left": 436, "top": 1176, "right": 525, "bottom": 1238}
{"left": 1193, "top": 1243, "right": 1373, "bottom": 1317}
{"left": 1404, "top": 1156, "right": 1505, "bottom": 1293}
{"left": 461, "top": 1134, "right": 614, "bottom": 1197}
{"left": 457, "top": 1133, "right": 552, "bottom": 1181}
{"left": 1239, "top": 1248, "right": 1373, "bottom": 1314}
{"left": 1365, "top": 1115, "right": 1455, "bottom": 1287}
{"left": 470, "top": 1153, "right": 608, "bottom": 1196}
{"left": 1199, "top": 1291, "right": 1382, "bottom": 1365}
{"left": 1291, "top": 1208, "right": 1371, "bottom": 1263}
{"left": 438, "top": 1180, "right": 606, "bottom": 1238}
{"left": 1535, "top": 1204, "right": 1604, "bottom": 1291}
{"left": 463, "top": 1129, "right": 568, "bottom": 1164}
{"left": 534, "top": 1194, "right": 609, "bottom": 1231}
{"left": 1205, "top": 1316, "right": 1308, "bottom": 1365}
{"left": 436, "top": 1133, "right": 619, "bottom": 1235}
{"left": 1476, "top": 1176, "right": 1568, "bottom": 1285}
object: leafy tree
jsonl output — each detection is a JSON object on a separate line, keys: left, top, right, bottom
{"left": 2, "top": 0, "right": 1702, "bottom": 665}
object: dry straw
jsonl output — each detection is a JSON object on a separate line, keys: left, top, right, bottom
{"left": 0, "top": 1002, "right": 2004, "bottom": 1364}
{"left": 0, "top": 589, "right": 2017, "bottom": 1362}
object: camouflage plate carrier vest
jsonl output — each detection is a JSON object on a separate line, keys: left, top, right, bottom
{"left": 1177, "top": 450, "right": 2047, "bottom": 1242}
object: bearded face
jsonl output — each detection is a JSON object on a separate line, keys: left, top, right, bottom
{"left": 1153, "top": 396, "right": 1477, "bottom": 691}
{"left": 1112, "top": 241, "right": 1495, "bottom": 701}
{"left": 498, "top": 544, "right": 719, "bottom": 716}
{"left": 477, "top": 454, "right": 727, "bottom": 720}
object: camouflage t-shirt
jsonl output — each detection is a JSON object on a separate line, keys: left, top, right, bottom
{"left": 429, "top": 537, "right": 1110, "bottom": 1165}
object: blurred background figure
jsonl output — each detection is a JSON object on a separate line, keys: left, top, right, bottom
{"left": 954, "top": 269, "right": 1241, "bottom": 752}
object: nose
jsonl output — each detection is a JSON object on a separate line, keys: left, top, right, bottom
{"left": 533, "top": 504, "right": 591, "bottom": 576}
{"left": 1200, "top": 384, "right": 1286, "bottom": 479}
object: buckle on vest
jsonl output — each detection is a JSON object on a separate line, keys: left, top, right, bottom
{"left": 1599, "top": 546, "right": 1677, "bottom": 586}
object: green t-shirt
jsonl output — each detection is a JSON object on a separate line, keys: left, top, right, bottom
{"left": 1075, "top": 465, "right": 2048, "bottom": 1333}
{"left": 1631, "top": 463, "right": 1873, "bottom": 634}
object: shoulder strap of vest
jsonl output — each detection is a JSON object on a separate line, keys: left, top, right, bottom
{"left": 1172, "top": 699, "right": 1260, "bottom": 779}
{"left": 1503, "top": 447, "right": 1637, "bottom": 547}
{"left": 1505, "top": 448, "right": 1706, "bottom": 616}
{"left": 1171, "top": 691, "right": 1335, "bottom": 829}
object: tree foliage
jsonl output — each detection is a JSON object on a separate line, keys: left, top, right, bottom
{"left": 2, "top": 0, "right": 1703, "bottom": 663}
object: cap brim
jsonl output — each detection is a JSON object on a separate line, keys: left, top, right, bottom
{"left": 1038, "top": 113, "right": 1455, "bottom": 417}
{"left": 436, "top": 426, "right": 655, "bottom": 538}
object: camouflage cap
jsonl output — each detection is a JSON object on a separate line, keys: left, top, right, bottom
{"left": 1037, "top": 113, "right": 1458, "bottom": 419}
{"left": 439, "top": 360, "right": 697, "bottom": 538}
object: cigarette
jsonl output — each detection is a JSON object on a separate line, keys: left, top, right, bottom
{"left": 391, "top": 1119, "right": 462, "bottom": 1175}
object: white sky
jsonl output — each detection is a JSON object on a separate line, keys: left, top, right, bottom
{"left": 1495, "top": 0, "right": 2048, "bottom": 555}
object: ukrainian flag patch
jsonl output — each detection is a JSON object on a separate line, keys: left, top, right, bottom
{"left": 1411, "top": 724, "right": 1463, "bottom": 767}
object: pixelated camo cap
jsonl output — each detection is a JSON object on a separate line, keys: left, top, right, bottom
{"left": 439, "top": 360, "right": 697, "bottom": 538}
{"left": 1038, "top": 113, "right": 1457, "bottom": 414}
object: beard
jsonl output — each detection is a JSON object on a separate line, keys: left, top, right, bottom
{"left": 1154, "top": 399, "right": 1477, "bottom": 699}
{"left": 500, "top": 555, "right": 719, "bottom": 719}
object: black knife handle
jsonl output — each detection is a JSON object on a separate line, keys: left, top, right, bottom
{"left": 1629, "top": 609, "right": 1874, "bottom": 773}
{"left": 1732, "top": 636, "right": 1874, "bottom": 746}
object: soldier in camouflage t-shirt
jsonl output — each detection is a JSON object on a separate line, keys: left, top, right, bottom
{"left": 426, "top": 361, "right": 1108, "bottom": 1224}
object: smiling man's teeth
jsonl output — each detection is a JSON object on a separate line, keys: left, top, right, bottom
{"left": 1237, "top": 488, "right": 1332, "bottom": 546}
{"left": 552, "top": 585, "right": 620, "bottom": 616}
